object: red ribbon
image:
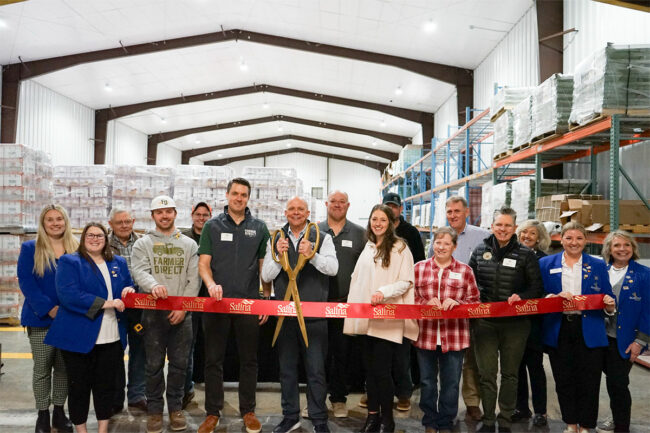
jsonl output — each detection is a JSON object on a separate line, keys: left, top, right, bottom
{"left": 123, "top": 293, "right": 605, "bottom": 320}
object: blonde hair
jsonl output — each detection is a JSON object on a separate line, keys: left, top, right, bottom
{"left": 516, "top": 219, "right": 551, "bottom": 253}
{"left": 601, "top": 230, "right": 640, "bottom": 263}
{"left": 33, "top": 204, "right": 79, "bottom": 277}
{"left": 560, "top": 221, "right": 587, "bottom": 238}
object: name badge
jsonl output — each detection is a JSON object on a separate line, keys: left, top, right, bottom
{"left": 449, "top": 271, "right": 462, "bottom": 280}
{"left": 550, "top": 268, "right": 562, "bottom": 274}
{"left": 342, "top": 240, "right": 353, "bottom": 248}
{"left": 503, "top": 258, "right": 517, "bottom": 268}
{"left": 221, "top": 233, "right": 233, "bottom": 242}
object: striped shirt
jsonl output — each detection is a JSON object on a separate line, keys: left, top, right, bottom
{"left": 414, "top": 257, "right": 480, "bottom": 352}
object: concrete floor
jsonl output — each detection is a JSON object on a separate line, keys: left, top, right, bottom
{"left": 1, "top": 326, "right": 649, "bottom": 432}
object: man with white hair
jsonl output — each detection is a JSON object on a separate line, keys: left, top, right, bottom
{"left": 131, "top": 196, "right": 200, "bottom": 433}
{"left": 317, "top": 191, "right": 365, "bottom": 418}
{"left": 107, "top": 209, "right": 146, "bottom": 414}
{"left": 262, "top": 196, "right": 339, "bottom": 433}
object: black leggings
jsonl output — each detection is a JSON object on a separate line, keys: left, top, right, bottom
{"left": 62, "top": 341, "right": 123, "bottom": 425}
{"left": 363, "top": 336, "right": 398, "bottom": 423}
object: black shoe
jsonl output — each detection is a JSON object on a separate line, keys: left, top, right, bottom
{"left": 379, "top": 418, "right": 395, "bottom": 433}
{"left": 498, "top": 427, "right": 512, "bottom": 433}
{"left": 36, "top": 410, "right": 51, "bottom": 433}
{"left": 478, "top": 424, "right": 496, "bottom": 433}
{"left": 313, "top": 423, "right": 331, "bottom": 433}
{"left": 361, "top": 413, "right": 381, "bottom": 433}
{"left": 511, "top": 409, "right": 532, "bottom": 422}
{"left": 181, "top": 390, "right": 195, "bottom": 409}
{"left": 52, "top": 406, "right": 72, "bottom": 432}
{"left": 273, "top": 417, "right": 301, "bottom": 433}
{"left": 532, "top": 414, "right": 547, "bottom": 427}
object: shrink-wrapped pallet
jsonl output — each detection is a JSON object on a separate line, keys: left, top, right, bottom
{"left": 493, "top": 111, "right": 513, "bottom": 159}
{"left": 531, "top": 74, "right": 574, "bottom": 140}
{"left": 513, "top": 96, "right": 532, "bottom": 149}
{"left": 570, "top": 44, "right": 650, "bottom": 126}
{"left": 53, "top": 165, "right": 113, "bottom": 229}
{"left": 480, "top": 181, "right": 493, "bottom": 229}
{"left": 490, "top": 86, "right": 534, "bottom": 122}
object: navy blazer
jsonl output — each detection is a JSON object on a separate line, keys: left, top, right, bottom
{"left": 608, "top": 260, "right": 650, "bottom": 358}
{"left": 540, "top": 252, "right": 614, "bottom": 349}
{"left": 44, "top": 253, "right": 133, "bottom": 354}
{"left": 17, "top": 240, "right": 59, "bottom": 327}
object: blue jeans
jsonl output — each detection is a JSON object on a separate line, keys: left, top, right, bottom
{"left": 126, "top": 324, "right": 147, "bottom": 404}
{"left": 417, "top": 347, "right": 465, "bottom": 430}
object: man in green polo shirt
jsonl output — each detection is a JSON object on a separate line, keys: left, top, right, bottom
{"left": 196, "top": 177, "right": 271, "bottom": 433}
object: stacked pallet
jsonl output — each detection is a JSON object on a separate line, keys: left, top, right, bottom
{"left": 531, "top": 74, "right": 574, "bottom": 141}
{"left": 492, "top": 110, "right": 514, "bottom": 160}
{"left": 490, "top": 87, "right": 534, "bottom": 122}
{"left": 513, "top": 95, "right": 533, "bottom": 151}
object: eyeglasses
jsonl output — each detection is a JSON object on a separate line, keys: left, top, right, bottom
{"left": 114, "top": 219, "right": 134, "bottom": 226}
{"left": 86, "top": 233, "right": 105, "bottom": 240}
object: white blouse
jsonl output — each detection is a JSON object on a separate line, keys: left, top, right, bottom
{"left": 96, "top": 262, "right": 120, "bottom": 345}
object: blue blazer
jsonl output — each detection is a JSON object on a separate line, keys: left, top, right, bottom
{"left": 17, "top": 240, "right": 59, "bottom": 327}
{"left": 540, "top": 252, "right": 614, "bottom": 349}
{"left": 608, "top": 260, "right": 650, "bottom": 359}
{"left": 44, "top": 253, "right": 133, "bottom": 354}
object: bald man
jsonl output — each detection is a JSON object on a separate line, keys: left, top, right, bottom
{"left": 262, "top": 197, "right": 339, "bottom": 433}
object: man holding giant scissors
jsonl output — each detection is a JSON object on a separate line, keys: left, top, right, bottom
{"left": 262, "top": 196, "right": 339, "bottom": 433}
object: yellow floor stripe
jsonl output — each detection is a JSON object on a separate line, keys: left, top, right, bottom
{"left": 2, "top": 353, "right": 131, "bottom": 360}
{"left": 0, "top": 326, "right": 25, "bottom": 331}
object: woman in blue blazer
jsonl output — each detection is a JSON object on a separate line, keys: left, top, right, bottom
{"left": 17, "top": 204, "right": 78, "bottom": 433}
{"left": 598, "top": 230, "right": 650, "bottom": 433}
{"left": 539, "top": 222, "right": 616, "bottom": 433}
{"left": 45, "top": 222, "right": 134, "bottom": 433}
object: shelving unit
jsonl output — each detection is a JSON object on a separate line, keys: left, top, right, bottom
{"left": 382, "top": 111, "right": 650, "bottom": 244}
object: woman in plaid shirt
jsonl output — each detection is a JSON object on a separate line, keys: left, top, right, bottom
{"left": 414, "top": 227, "right": 480, "bottom": 433}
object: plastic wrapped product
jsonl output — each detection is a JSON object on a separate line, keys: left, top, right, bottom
{"left": 569, "top": 44, "right": 650, "bottom": 126}
{"left": 532, "top": 74, "right": 574, "bottom": 140}
{"left": 490, "top": 86, "right": 535, "bottom": 122}
{"left": 493, "top": 111, "right": 514, "bottom": 159}
{"left": 513, "top": 95, "right": 533, "bottom": 150}
{"left": 481, "top": 181, "right": 493, "bottom": 229}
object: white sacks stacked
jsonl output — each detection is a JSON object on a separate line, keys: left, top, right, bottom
{"left": 0, "top": 144, "right": 53, "bottom": 231}
{"left": 570, "top": 44, "right": 650, "bottom": 126}
{"left": 53, "top": 165, "right": 113, "bottom": 229}
{"left": 513, "top": 95, "right": 533, "bottom": 150}
{"left": 493, "top": 110, "right": 514, "bottom": 159}
{"left": 490, "top": 87, "right": 535, "bottom": 121}
{"left": 531, "top": 74, "right": 574, "bottom": 140}
{"left": 173, "top": 165, "right": 233, "bottom": 228}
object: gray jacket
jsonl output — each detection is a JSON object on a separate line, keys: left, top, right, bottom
{"left": 131, "top": 228, "right": 200, "bottom": 297}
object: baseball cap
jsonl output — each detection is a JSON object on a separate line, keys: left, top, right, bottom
{"left": 150, "top": 195, "right": 176, "bottom": 211}
{"left": 382, "top": 192, "right": 402, "bottom": 207}
{"left": 191, "top": 201, "right": 212, "bottom": 214}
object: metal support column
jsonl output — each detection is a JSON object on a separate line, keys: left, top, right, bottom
{"left": 590, "top": 147, "right": 598, "bottom": 195}
{"left": 534, "top": 153, "right": 542, "bottom": 202}
{"left": 609, "top": 115, "right": 620, "bottom": 230}
{"left": 464, "top": 106, "right": 471, "bottom": 203}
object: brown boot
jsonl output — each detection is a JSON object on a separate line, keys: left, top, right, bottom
{"left": 146, "top": 413, "right": 163, "bottom": 433}
{"left": 243, "top": 412, "right": 262, "bottom": 433}
{"left": 169, "top": 410, "right": 187, "bottom": 431}
{"left": 198, "top": 414, "right": 220, "bottom": 433}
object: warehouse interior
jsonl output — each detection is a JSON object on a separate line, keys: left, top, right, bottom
{"left": 1, "top": 0, "right": 650, "bottom": 432}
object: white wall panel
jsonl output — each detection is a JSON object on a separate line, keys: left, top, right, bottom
{"left": 105, "top": 120, "right": 147, "bottom": 165}
{"left": 266, "top": 152, "right": 329, "bottom": 196}
{"left": 226, "top": 158, "right": 265, "bottom": 177}
{"left": 16, "top": 80, "right": 94, "bottom": 165}
{"left": 434, "top": 91, "right": 458, "bottom": 140}
{"left": 328, "top": 159, "right": 381, "bottom": 227}
{"left": 156, "top": 142, "right": 182, "bottom": 166}
{"left": 474, "top": 5, "right": 539, "bottom": 111}
{"left": 564, "top": 0, "right": 650, "bottom": 74}
{"left": 188, "top": 157, "right": 204, "bottom": 166}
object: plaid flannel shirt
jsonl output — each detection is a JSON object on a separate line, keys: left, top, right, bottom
{"left": 414, "top": 257, "right": 480, "bottom": 352}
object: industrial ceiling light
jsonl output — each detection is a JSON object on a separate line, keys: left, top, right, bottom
{"left": 239, "top": 61, "right": 248, "bottom": 72}
{"left": 217, "top": 153, "right": 223, "bottom": 157}
{"left": 104, "top": 83, "right": 113, "bottom": 92}
{"left": 380, "top": 120, "right": 386, "bottom": 128}
{"left": 160, "top": 117, "right": 167, "bottom": 124}
{"left": 394, "top": 86, "right": 403, "bottom": 96}
{"left": 263, "top": 102, "right": 270, "bottom": 109}
{"left": 0, "top": 18, "right": 7, "bottom": 29}
{"left": 422, "top": 19, "right": 437, "bottom": 33}
{"left": 372, "top": 141, "right": 377, "bottom": 147}
{"left": 286, "top": 142, "right": 292, "bottom": 147}
{"left": 277, "top": 123, "right": 284, "bottom": 132}
{"left": 195, "top": 139, "right": 200, "bottom": 144}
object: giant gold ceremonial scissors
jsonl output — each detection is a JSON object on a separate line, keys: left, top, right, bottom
{"left": 271, "top": 222, "right": 321, "bottom": 347}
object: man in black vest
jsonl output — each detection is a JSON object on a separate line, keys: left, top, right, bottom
{"left": 262, "top": 196, "right": 339, "bottom": 433}
{"left": 196, "top": 178, "right": 271, "bottom": 433}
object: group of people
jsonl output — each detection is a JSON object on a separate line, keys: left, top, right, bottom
{"left": 17, "top": 179, "right": 649, "bottom": 433}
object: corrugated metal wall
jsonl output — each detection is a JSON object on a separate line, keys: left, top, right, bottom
{"left": 156, "top": 142, "right": 182, "bottom": 166}
{"left": 434, "top": 91, "right": 458, "bottom": 140}
{"left": 473, "top": 4, "right": 540, "bottom": 111}
{"left": 563, "top": 0, "right": 650, "bottom": 203}
{"left": 226, "top": 158, "right": 265, "bottom": 176}
{"left": 105, "top": 120, "right": 148, "bottom": 165}
{"left": 564, "top": 0, "right": 650, "bottom": 74}
{"left": 328, "top": 158, "right": 381, "bottom": 226}
{"left": 16, "top": 80, "right": 94, "bottom": 165}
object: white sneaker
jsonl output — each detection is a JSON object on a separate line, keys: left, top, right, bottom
{"left": 596, "top": 417, "right": 615, "bottom": 433}
{"left": 331, "top": 402, "right": 348, "bottom": 418}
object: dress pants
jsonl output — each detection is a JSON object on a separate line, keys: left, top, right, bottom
{"left": 603, "top": 336, "right": 633, "bottom": 431}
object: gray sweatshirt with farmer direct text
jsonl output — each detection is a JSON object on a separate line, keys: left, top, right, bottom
{"left": 131, "top": 228, "right": 200, "bottom": 297}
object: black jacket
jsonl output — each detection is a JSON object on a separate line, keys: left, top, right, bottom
{"left": 468, "top": 235, "right": 543, "bottom": 306}
{"left": 396, "top": 216, "right": 425, "bottom": 263}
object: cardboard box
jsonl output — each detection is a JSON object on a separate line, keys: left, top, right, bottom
{"left": 619, "top": 201, "right": 650, "bottom": 225}
{"left": 536, "top": 194, "right": 603, "bottom": 222}
{"left": 559, "top": 200, "right": 650, "bottom": 228}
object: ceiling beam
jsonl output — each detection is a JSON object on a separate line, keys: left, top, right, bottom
{"left": 148, "top": 114, "right": 411, "bottom": 146}
{"left": 178, "top": 134, "right": 397, "bottom": 165}
{"left": 204, "top": 147, "right": 386, "bottom": 172}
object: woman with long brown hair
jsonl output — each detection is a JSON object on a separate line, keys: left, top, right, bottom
{"left": 344, "top": 204, "right": 418, "bottom": 433}
{"left": 45, "top": 222, "right": 133, "bottom": 433}
{"left": 17, "top": 204, "right": 78, "bottom": 433}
